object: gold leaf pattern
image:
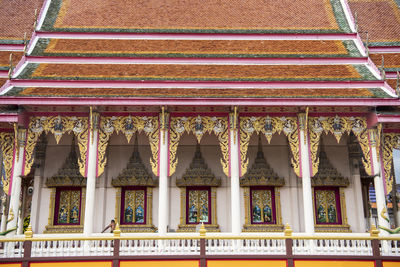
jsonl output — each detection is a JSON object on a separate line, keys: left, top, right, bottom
{"left": 24, "top": 116, "right": 88, "bottom": 176}
{"left": 239, "top": 116, "right": 299, "bottom": 177}
{"left": 308, "top": 116, "right": 371, "bottom": 177}
{"left": 0, "top": 132, "right": 14, "bottom": 194}
{"left": 98, "top": 115, "right": 159, "bottom": 176}
{"left": 382, "top": 133, "right": 400, "bottom": 195}
{"left": 169, "top": 116, "right": 229, "bottom": 176}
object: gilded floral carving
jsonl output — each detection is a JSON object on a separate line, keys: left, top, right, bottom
{"left": 308, "top": 116, "right": 371, "bottom": 177}
{"left": 0, "top": 132, "right": 15, "bottom": 194}
{"left": 239, "top": 116, "right": 300, "bottom": 177}
{"left": 98, "top": 115, "right": 159, "bottom": 177}
{"left": 169, "top": 116, "right": 229, "bottom": 176}
{"left": 382, "top": 133, "right": 400, "bottom": 194}
{"left": 24, "top": 116, "right": 88, "bottom": 177}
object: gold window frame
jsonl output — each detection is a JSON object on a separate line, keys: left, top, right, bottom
{"left": 44, "top": 187, "right": 86, "bottom": 233}
{"left": 243, "top": 187, "right": 283, "bottom": 232}
{"left": 312, "top": 187, "right": 351, "bottom": 232}
{"left": 115, "top": 187, "right": 156, "bottom": 232}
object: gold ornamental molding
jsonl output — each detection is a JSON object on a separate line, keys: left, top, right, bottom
{"left": 239, "top": 116, "right": 300, "bottom": 177}
{"left": 24, "top": 116, "right": 89, "bottom": 177}
{"left": 169, "top": 115, "right": 229, "bottom": 176}
{"left": 98, "top": 115, "right": 159, "bottom": 177}
{"left": 308, "top": 116, "right": 371, "bottom": 177}
{"left": 0, "top": 132, "right": 15, "bottom": 194}
{"left": 382, "top": 133, "right": 400, "bottom": 195}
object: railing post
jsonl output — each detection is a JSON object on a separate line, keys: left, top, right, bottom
{"left": 22, "top": 224, "right": 33, "bottom": 267}
{"left": 284, "top": 223, "right": 294, "bottom": 267}
{"left": 113, "top": 223, "right": 121, "bottom": 267}
{"left": 370, "top": 224, "right": 382, "bottom": 267}
{"left": 199, "top": 223, "right": 206, "bottom": 267}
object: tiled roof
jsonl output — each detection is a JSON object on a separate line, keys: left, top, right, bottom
{"left": 7, "top": 87, "right": 389, "bottom": 98}
{"left": 348, "top": 0, "right": 400, "bottom": 46}
{"left": 31, "top": 39, "right": 361, "bottom": 58}
{"left": 41, "top": 0, "right": 350, "bottom": 33}
{"left": 17, "top": 63, "right": 375, "bottom": 81}
{"left": 0, "top": 0, "right": 45, "bottom": 43}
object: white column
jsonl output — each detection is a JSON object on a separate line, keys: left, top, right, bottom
{"left": 230, "top": 128, "right": 241, "bottom": 234}
{"left": 0, "top": 197, "right": 7, "bottom": 232}
{"left": 369, "top": 130, "right": 390, "bottom": 232}
{"left": 7, "top": 129, "right": 26, "bottom": 236}
{"left": 298, "top": 114, "right": 315, "bottom": 234}
{"left": 158, "top": 126, "right": 169, "bottom": 236}
{"left": 83, "top": 127, "right": 98, "bottom": 236}
{"left": 30, "top": 167, "right": 42, "bottom": 233}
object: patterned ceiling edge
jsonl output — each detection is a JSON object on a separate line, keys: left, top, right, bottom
{"left": 15, "top": 63, "right": 378, "bottom": 82}
{"left": 40, "top": 0, "right": 351, "bottom": 34}
{"left": 29, "top": 39, "right": 362, "bottom": 58}
{"left": 4, "top": 87, "right": 392, "bottom": 98}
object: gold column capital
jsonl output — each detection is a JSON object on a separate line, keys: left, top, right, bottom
{"left": 298, "top": 112, "right": 307, "bottom": 131}
{"left": 368, "top": 128, "right": 379, "bottom": 148}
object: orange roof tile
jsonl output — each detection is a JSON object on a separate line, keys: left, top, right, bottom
{"left": 41, "top": 39, "right": 351, "bottom": 57}
{"left": 0, "top": 0, "right": 44, "bottom": 41}
{"left": 348, "top": 0, "right": 400, "bottom": 44}
{"left": 30, "top": 63, "right": 362, "bottom": 80}
{"left": 370, "top": 53, "right": 400, "bottom": 68}
{"left": 49, "top": 0, "right": 340, "bottom": 31}
{"left": 18, "top": 87, "right": 376, "bottom": 98}
{"left": 0, "top": 51, "right": 23, "bottom": 68}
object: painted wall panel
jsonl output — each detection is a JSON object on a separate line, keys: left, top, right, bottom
{"left": 120, "top": 260, "right": 198, "bottom": 267}
{"left": 207, "top": 260, "right": 286, "bottom": 267}
{"left": 30, "top": 261, "right": 111, "bottom": 267}
{"left": 383, "top": 262, "right": 400, "bottom": 267}
{"left": 295, "top": 260, "right": 374, "bottom": 267}
{"left": 0, "top": 264, "right": 21, "bottom": 267}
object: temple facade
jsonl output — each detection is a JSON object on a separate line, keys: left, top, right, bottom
{"left": 0, "top": 0, "right": 400, "bottom": 267}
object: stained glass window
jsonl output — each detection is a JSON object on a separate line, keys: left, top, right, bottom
{"left": 250, "top": 187, "right": 275, "bottom": 224}
{"left": 121, "top": 187, "right": 146, "bottom": 224}
{"left": 187, "top": 187, "right": 210, "bottom": 224}
{"left": 54, "top": 188, "right": 81, "bottom": 225}
{"left": 314, "top": 187, "right": 341, "bottom": 224}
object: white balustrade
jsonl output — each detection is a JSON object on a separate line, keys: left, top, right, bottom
{"left": 292, "top": 239, "right": 372, "bottom": 256}
{"left": 0, "top": 241, "right": 24, "bottom": 258}
{"left": 205, "top": 238, "right": 286, "bottom": 255}
{"left": 380, "top": 240, "right": 400, "bottom": 256}
{"left": 119, "top": 239, "right": 200, "bottom": 256}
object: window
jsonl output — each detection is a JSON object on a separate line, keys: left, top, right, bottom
{"left": 54, "top": 187, "right": 82, "bottom": 225}
{"left": 314, "top": 187, "right": 342, "bottom": 225}
{"left": 186, "top": 187, "right": 211, "bottom": 224}
{"left": 121, "top": 187, "right": 146, "bottom": 225}
{"left": 250, "top": 187, "right": 276, "bottom": 224}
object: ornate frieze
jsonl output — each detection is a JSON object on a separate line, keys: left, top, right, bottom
{"left": 239, "top": 116, "right": 300, "bottom": 177}
{"left": 382, "top": 133, "right": 400, "bottom": 194}
{"left": 24, "top": 116, "right": 88, "bottom": 177}
{"left": 0, "top": 132, "right": 15, "bottom": 194}
{"left": 169, "top": 115, "right": 229, "bottom": 176}
{"left": 308, "top": 116, "right": 371, "bottom": 177}
{"left": 98, "top": 115, "right": 159, "bottom": 176}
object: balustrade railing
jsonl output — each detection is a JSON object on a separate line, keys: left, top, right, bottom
{"left": 1, "top": 234, "right": 399, "bottom": 259}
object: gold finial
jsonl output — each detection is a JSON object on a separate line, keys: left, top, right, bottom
{"left": 113, "top": 223, "right": 121, "bottom": 237}
{"left": 199, "top": 222, "right": 206, "bottom": 237}
{"left": 370, "top": 224, "right": 380, "bottom": 237}
{"left": 24, "top": 224, "right": 33, "bottom": 238}
{"left": 366, "top": 32, "right": 369, "bottom": 56}
{"left": 381, "top": 55, "right": 386, "bottom": 80}
{"left": 8, "top": 53, "right": 13, "bottom": 79}
{"left": 284, "top": 223, "right": 293, "bottom": 236}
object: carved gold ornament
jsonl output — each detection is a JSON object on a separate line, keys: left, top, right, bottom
{"left": 24, "top": 116, "right": 89, "bottom": 176}
{"left": 169, "top": 116, "right": 229, "bottom": 176}
{"left": 239, "top": 116, "right": 300, "bottom": 177}
{"left": 0, "top": 132, "right": 15, "bottom": 194}
{"left": 98, "top": 115, "right": 159, "bottom": 176}
{"left": 308, "top": 116, "right": 371, "bottom": 177}
{"left": 381, "top": 133, "right": 400, "bottom": 194}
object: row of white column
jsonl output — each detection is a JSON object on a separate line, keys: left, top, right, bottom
{"left": 5, "top": 116, "right": 390, "bottom": 236}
